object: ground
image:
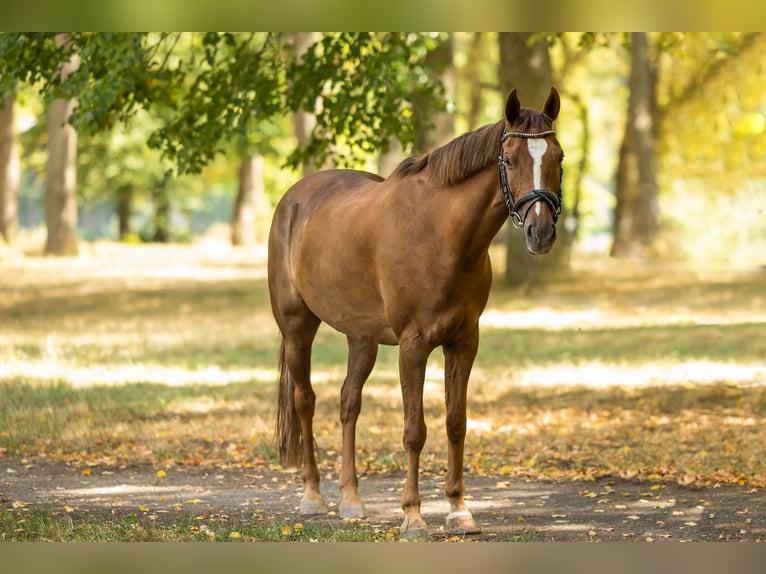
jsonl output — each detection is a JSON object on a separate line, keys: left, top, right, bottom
{"left": 3, "top": 456, "right": 764, "bottom": 542}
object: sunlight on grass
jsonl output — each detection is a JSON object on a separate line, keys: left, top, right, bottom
{"left": 509, "top": 360, "right": 765, "bottom": 389}
{"left": 0, "top": 360, "right": 277, "bottom": 388}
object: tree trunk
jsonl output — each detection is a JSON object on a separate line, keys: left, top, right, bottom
{"left": 413, "top": 34, "right": 456, "bottom": 153}
{"left": 116, "top": 184, "right": 133, "bottom": 240}
{"left": 464, "top": 33, "right": 485, "bottom": 132}
{"left": 152, "top": 184, "right": 171, "bottom": 243}
{"left": 378, "top": 35, "right": 456, "bottom": 178}
{"left": 565, "top": 93, "right": 590, "bottom": 248}
{"left": 231, "top": 154, "right": 263, "bottom": 246}
{"left": 610, "top": 32, "right": 659, "bottom": 258}
{"left": 45, "top": 34, "right": 80, "bottom": 256}
{"left": 498, "top": 33, "right": 569, "bottom": 287}
{"left": 0, "top": 96, "right": 19, "bottom": 244}
{"left": 287, "top": 32, "right": 331, "bottom": 177}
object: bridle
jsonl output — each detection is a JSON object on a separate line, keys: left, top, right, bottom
{"left": 498, "top": 130, "right": 563, "bottom": 229}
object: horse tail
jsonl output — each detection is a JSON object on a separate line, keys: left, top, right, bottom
{"left": 275, "top": 338, "right": 302, "bottom": 468}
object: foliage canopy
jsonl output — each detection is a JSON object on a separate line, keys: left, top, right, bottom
{"left": 0, "top": 32, "right": 447, "bottom": 174}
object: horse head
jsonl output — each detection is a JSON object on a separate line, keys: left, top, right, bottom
{"left": 500, "top": 87, "right": 564, "bottom": 255}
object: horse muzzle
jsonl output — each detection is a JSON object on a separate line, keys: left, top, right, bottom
{"left": 525, "top": 220, "right": 557, "bottom": 255}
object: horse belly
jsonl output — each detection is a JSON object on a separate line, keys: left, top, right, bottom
{"left": 293, "top": 235, "right": 397, "bottom": 345}
{"left": 300, "top": 280, "right": 398, "bottom": 345}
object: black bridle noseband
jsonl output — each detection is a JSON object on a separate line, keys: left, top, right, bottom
{"left": 498, "top": 130, "right": 563, "bottom": 228}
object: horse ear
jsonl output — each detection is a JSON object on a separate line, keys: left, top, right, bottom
{"left": 505, "top": 89, "right": 520, "bottom": 125}
{"left": 543, "top": 87, "right": 560, "bottom": 122}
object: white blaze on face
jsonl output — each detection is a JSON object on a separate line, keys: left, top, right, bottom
{"left": 527, "top": 138, "right": 548, "bottom": 190}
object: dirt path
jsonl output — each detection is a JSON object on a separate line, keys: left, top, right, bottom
{"left": 3, "top": 457, "right": 764, "bottom": 541}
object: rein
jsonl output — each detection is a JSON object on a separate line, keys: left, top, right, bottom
{"left": 498, "top": 130, "right": 563, "bottom": 228}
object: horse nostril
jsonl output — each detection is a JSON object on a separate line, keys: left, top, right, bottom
{"left": 526, "top": 222, "right": 556, "bottom": 246}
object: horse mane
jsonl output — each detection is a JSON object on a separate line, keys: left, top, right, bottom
{"left": 391, "top": 109, "right": 554, "bottom": 187}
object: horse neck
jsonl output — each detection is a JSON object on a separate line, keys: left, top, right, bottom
{"left": 438, "top": 165, "right": 508, "bottom": 266}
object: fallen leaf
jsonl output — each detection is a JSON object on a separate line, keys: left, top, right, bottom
{"left": 229, "top": 531, "right": 241, "bottom": 539}
{"left": 81, "top": 468, "right": 91, "bottom": 476}
{"left": 156, "top": 470, "right": 166, "bottom": 478}
{"left": 139, "top": 505, "right": 150, "bottom": 512}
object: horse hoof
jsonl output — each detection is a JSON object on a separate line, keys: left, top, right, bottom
{"left": 399, "top": 517, "right": 429, "bottom": 540}
{"left": 299, "top": 498, "right": 327, "bottom": 515}
{"left": 446, "top": 510, "right": 482, "bottom": 535}
{"left": 339, "top": 501, "right": 366, "bottom": 520}
{"left": 400, "top": 525, "right": 429, "bottom": 540}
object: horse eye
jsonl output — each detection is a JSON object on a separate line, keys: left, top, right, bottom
{"left": 503, "top": 157, "right": 515, "bottom": 168}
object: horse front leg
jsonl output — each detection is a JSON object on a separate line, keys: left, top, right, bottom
{"left": 338, "top": 337, "right": 378, "bottom": 519}
{"left": 398, "top": 334, "right": 430, "bottom": 538}
{"left": 443, "top": 333, "right": 482, "bottom": 535}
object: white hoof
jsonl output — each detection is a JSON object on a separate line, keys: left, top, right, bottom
{"left": 445, "top": 510, "right": 481, "bottom": 535}
{"left": 299, "top": 498, "right": 327, "bottom": 515}
{"left": 339, "top": 500, "right": 366, "bottom": 520}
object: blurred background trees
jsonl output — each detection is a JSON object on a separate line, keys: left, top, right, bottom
{"left": 1, "top": 32, "right": 764, "bottom": 278}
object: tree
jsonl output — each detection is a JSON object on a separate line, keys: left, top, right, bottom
{"left": 609, "top": 32, "right": 761, "bottom": 258}
{"left": 412, "top": 33, "right": 455, "bottom": 153}
{"left": 498, "top": 32, "right": 569, "bottom": 288}
{"left": 285, "top": 32, "right": 329, "bottom": 177}
{"left": 463, "top": 33, "right": 487, "bottom": 132}
{"left": 0, "top": 33, "right": 448, "bottom": 249}
{"left": 0, "top": 95, "right": 19, "bottom": 244}
{"left": 610, "top": 33, "right": 659, "bottom": 258}
{"left": 231, "top": 154, "right": 262, "bottom": 246}
{"left": 44, "top": 34, "right": 80, "bottom": 256}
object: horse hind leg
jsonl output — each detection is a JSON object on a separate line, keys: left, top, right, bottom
{"left": 338, "top": 337, "right": 378, "bottom": 519}
{"left": 276, "top": 314, "right": 327, "bottom": 515}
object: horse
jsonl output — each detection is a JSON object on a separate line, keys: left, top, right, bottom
{"left": 268, "top": 87, "right": 564, "bottom": 538}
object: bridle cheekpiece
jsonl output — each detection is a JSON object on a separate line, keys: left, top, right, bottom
{"left": 499, "top": 130, "right": 563, "bottom": 228}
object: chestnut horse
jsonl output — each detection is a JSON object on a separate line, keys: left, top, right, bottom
{"left": 268, "top": 88, "right": 564, "bottom": 538}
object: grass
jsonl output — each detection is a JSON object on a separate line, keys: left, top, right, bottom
{"left": 1, "top": 241, "right": 766, "bottom": 540}
{"left": 0, "top": 508, "right": 540, "bottom": 542}
{"left": 0, "top": 508, "right": 400, "bottom": 542}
